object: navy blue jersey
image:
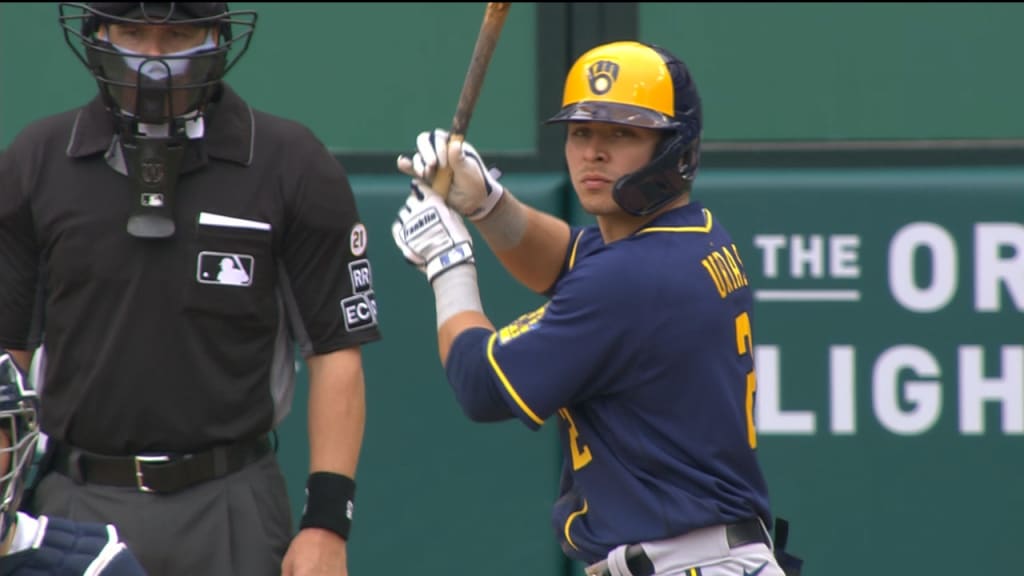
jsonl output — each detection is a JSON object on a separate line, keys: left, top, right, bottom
{"left": 483, "top": 201, "right": 772, "bottom": 563}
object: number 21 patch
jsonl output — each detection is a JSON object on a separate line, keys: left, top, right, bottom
{"left": 350, "top": 223, "right": 367, "bottom": 256}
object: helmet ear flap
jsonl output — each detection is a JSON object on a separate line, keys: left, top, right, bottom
{"left": 612, "top": 133, "right": 689, "bottom": 216}
{"left": 680, "top": 135, "right": 701, "bottom": 182}
{"left": 607, "top": 44, "right": 702, "bottom": 217}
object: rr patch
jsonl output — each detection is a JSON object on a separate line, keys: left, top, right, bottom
{"left": 349, "top": 259, "right": 373, "bottom": 293}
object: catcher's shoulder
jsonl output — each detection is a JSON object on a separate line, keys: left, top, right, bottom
{"left": 11, "top": 514, "right": 145, "bottom": 574}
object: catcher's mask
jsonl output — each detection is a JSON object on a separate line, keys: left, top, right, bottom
{"left": 0, "top": 352, "right": 40, "bottom": 544}
{"left": 546, "top": 41, "right": 703, "bottom": 217}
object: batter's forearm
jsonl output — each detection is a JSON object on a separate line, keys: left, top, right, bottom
{"left": 438, "top": 310, "right": 493, "bottom": 367}
{"left": 431, "top": 264, "right": 488, "bottom": 366}
{"left": 475, "top": 193, "right": 570, "bottom": 294}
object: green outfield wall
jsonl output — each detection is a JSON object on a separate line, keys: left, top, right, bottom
{"left": 2, "top": 3, "right": 1020, "bottom": 575}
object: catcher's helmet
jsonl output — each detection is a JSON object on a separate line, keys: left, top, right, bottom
{"left": 546, "top": 41, "right": 702, "bottom": 216}
{"left": 58, "top": 2, "right": 257, "bottom": 126}
{"left": 0, "top": 351, "right": 39, "bottom": 543}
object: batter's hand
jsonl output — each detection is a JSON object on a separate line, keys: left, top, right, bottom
{"left": 391, "top": 179, "right": 475, "bottom": 283}
{"left": 396, "top": 128, "right": 505, "bottom": 221}
{"left": 281, "top": 528, "right": 347, "bottom": 576}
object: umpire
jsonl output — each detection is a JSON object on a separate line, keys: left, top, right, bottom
{"left": 0, "top": 3, "right": 381, "bottom": 576}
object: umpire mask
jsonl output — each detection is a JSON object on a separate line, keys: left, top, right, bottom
{"left": 60, "top": 2, "right": 256, "bottom": 126}
{"left": 58, "top": 2, "right": 257, "bottom": 238}
{"left": 90, "top": 31, "right": 222, "bottom": 125}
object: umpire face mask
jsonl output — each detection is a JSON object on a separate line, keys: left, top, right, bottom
{"left": 85, "top": 29, "right": 224, "bottom": 239}
{"left": 89, "top": 31, "right": 223, "bottom": 124}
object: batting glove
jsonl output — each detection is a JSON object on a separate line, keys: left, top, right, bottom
{"left": 391, "top": 179, "right": 475, "bottom": 283}
{"left": 396, "top": 128, "right": 505, "bottom": 221}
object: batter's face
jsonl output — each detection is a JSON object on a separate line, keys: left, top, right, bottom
{"left": 564, "top": 121, "right": 661, "bottom": 216}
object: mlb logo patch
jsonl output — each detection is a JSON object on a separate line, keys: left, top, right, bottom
{"left": 439, "top": 245, "right": 468, "bottom": 267}
{"left": 141, "top": 193, "right": 164, "bottom": 207}
{"left": 196, "top": 251, "right": 255, "bottom": 286}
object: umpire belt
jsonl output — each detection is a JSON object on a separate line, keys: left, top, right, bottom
{"left": 585, "top": 518, "right": 770, "bottom": 576}
{"left": 52, "top": 435, "right": 272, "bottom": 494}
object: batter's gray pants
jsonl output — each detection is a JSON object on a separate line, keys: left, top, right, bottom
{"left": 586, "top": 521, "right": 786, "bottom": 576}
{"left": 31, "top": 450, "right": 293, "bottom": 576}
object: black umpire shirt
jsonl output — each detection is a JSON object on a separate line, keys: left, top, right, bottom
{"left": 0, "top": 83, "right": 381, "bottom": 455}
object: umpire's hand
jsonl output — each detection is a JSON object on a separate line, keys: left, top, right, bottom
{"left": 281, "top": 527, "right": 348, "bottom": 576}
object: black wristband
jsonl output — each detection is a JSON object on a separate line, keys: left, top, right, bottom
{"left": 299, "top": 472, "right": 356, "bottom": 540}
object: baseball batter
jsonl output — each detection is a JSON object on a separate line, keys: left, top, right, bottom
{"left": 391, "top": 41, "right": 801, "bottom": 576}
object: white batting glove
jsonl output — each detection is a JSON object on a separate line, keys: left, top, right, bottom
{"left": 391, "top": 179, "right": 475, "bottom": 283}
{"left": 396, "top": 128, "right": 505, "bottom": 221}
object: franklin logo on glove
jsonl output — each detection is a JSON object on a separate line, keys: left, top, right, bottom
{"left": 404, "top": 208, "right": 440, "bottom": 240}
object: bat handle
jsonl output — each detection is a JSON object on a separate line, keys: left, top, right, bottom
{"left": 432, "top": 133, "right": 466, "bottom": 200}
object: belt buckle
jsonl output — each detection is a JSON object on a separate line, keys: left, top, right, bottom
{"left": 134, "top": 454, "right": 170, "bottom": 493}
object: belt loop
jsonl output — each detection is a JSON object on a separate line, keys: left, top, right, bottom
{"left": 758, "top": 516, "right": 774, "bottom": 553}
{"left": 211, "top": 444, "right": 229, "bottom": 478}
{"left": 67, "top": 449, "right": 85, "bottom": 485}
{"left": 606, "top": 544, "right": 634, "bottom": 576}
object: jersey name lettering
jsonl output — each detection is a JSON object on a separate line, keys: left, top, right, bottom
{"left": 497, "top": 304, "right": 548, "bottom": 345}
{"left": 701, "top": 244, "right": 749, "bottom": 299}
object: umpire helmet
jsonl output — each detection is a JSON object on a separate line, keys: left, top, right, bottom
{"left": 58, "top": 2, "right": 257, "bottom": 126}
{"left": 0, "top": 351, "right": 39, "bottom": 543}
{"left": 546, "top": 41, "right": 703, "bottom": 216}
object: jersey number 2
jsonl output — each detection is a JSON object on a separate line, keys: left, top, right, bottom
{"left": 735, "top": 311, "right": 758, "bottom": 449}
{"left": 558, "top": 408, "right": 592, "bottom": 471}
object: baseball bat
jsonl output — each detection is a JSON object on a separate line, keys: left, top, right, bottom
{"left": 433, "top": 2, "right": 511, "bottom": 200}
